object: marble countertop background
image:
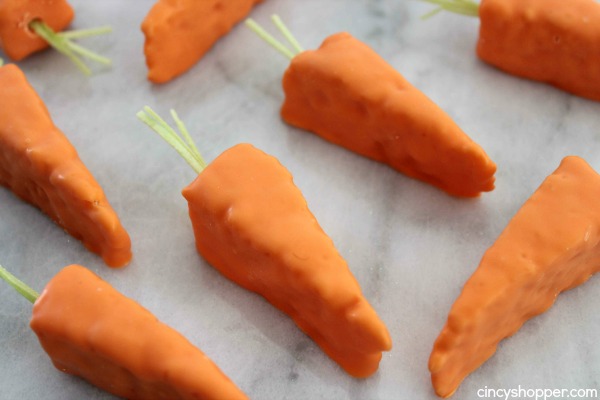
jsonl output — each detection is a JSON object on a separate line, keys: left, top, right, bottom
{"left": 1, "top": 1, "right": 600, "bottom": 399}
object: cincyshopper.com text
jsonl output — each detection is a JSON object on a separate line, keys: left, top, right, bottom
{"left": 477, "top": 385, "right": 598, "bottom": 400}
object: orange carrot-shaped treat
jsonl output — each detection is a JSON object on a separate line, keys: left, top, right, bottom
{"left": 429, "top": 156, "right": 600, "bottom": 397}
{"left": 421, "top": 0, "right": 600, "bottom": 102}
{"left": 0, "top": 264, "right": 247, "bottom": 399}
{"left": 0, "top": 0, "right": 73, "bottom": 60}
{"left": 246, "top": 17, "right": 496, "bottom": 198}
{"left": 0, "top": 63, "right": 131, "bottom": 267}
{"left": 142, "top": 0, "right": 264, "bottom": 83}
{"left": 137, "top": 107, "right": 392, "bottom": 377}
{"left": 0, "top": 0, "right": 111, "bottom": 75}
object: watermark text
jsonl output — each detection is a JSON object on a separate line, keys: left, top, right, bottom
{"left": 477, "top": 385, "right": 598, "bottom": 400}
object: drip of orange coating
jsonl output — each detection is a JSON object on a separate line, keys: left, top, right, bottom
{"left": 430, "top": 156, "right": 600, "bottom": 397}
{"left": 182, "top": 143, "right": 392, "bottom": 377}
{"left": 281, "top": 32, "right": 496, "bottom": 198}
{"left": 30, "top": 265, "right": 248, "bottom": 400}
{"left": 0, "top": 64, "right": 131, "bottom": 267}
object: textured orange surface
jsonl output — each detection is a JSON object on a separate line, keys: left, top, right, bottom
{"left": 30, "top": 265, "right": 247, "bottom": 400}
{"left": 182, "top": 143, "right": 392, "bottom": 377}
{"left": 429, "top": 156, "right": 600, "bottom": 397}
{"left": 0, "top": 0, "right": 73, "bottom": 60}
{"left": 142, "top": 0, "right": 263, "bottom": 83}
{"left": 477, "top": 0, "right": 600, "bottom": 102}
{"left": 281, "top": 32, "right": 496, "bottom": 198}
{"left": 0, "top": 64, "right": 131, "bottom": 267}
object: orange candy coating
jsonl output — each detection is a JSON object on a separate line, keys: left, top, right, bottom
{"left": 142, "top": 0, "right": 263, "bottom": 83}
{"left": 183, "top": 143, "right": 392, "bottom": 377}
{"left": 31, "top": 264, "right": 248, "bottom": 400}
{"left": 477, "top": 0, "right": 600, "bottom": 102}
{"left": 0, "top": 0, "right": 74, "bottom": 60}
{"left": 0, "top": 64, "right": 131, "bottom": 267}
{"left": 430, "top": 156, "right": 600, "bottom": 397}
{"left": 281, "top": 32, "right": 496, "bottom": 197}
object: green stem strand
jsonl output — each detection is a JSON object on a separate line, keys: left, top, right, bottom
{"left": 419, "top": 0, "right": 480, "bottom": 18}
{"left": 271, "top": 15, "right": 304, "bottom": 54}
{"left": 137, "top": 106, "right": 206, "bottom": 175}
{"left": 30, "top": 20, "right": 92, "bottom": 75}
{"left": 0, "top": 265, "right": 39, "bottom": 304}
{"left": 59, "top": 26, "right": 112, "bottom": 40}
{"left": 0, "top": 58, "right": 4, "bottom": 67}
{"left": 170, "top": 109, "right": 206, "bottom": 170}
{"left": 245, "top": 18, "right": 295, "bottom": 60}
{"left": 421, "top": 7, "right": 444, "bottom": 20}
{"left": 66, "top": 41, "right": 111, "bottom": 65}
{"left": 29, "top": 20, "right": 112, "bottom": 75}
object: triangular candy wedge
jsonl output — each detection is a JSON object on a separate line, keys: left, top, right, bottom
{"left": 182, "top": 143, "right": 392, "bottom": 377}
{"left": 0, "top": 64, "right": 131, "bottom": 267}
{"left": 429, "top": 156, "right": 600, "bottom": 397}
{"left": 281, "top": 32, "right": 496, "bottom": 197}
{"left": 477, "top": 0, "right": 600, "bottom": 102}
{"left": 142, "top": 0, "right": 264, "bottom": 83}
{"left": 30, "top": 264, "right": 247, "bottom": 399}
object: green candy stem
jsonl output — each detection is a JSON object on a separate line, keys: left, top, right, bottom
{"left": 245, "top": 14, "right": 304, "bottom": 60}
{"left": 59, "top": 26, "right": 112, "bottom": 40}
{"left": 0, "top": 58, "right": 4, "bottom": 67}
{"left": 29, "top": 20, "right": 112, "bottom": 76}
{"left": 137, "top": 106, "right": 207, "bottom": 175}
{"left": 419, "top": 0, "right": 480, "bottom": 19}
{"left": 0, "top": 264, "right": 39, "bottom": 304}
{"left": 271, "top": 15, "right": 304, "bottom": 54}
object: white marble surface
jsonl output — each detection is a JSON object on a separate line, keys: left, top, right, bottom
{"left": 1, "top": 1, "right": 600, "bottom": 399}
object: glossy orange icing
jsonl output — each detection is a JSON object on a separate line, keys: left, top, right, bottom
{"left": 429, "top": 156, "right": 600, "bottom": 397}
{"left": 30, "top": 265, "right": 247, "bottom": 400}
{"left": 142, "top": 0, "right": 263, "bottom": 83}
{"left": 0, "top": 0, "right": 74, "bottom": 60}
{"left": 477, "top": 0, "right": 600, "bottom": 102}
{"left": 182, "top": 143, "right": 392, "bottom": 377}
{"left": 0, "top": 64, "right": 131, "bottom": 267}
{"left": 281, "top": 32, "right": 496, "bottom": 197}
